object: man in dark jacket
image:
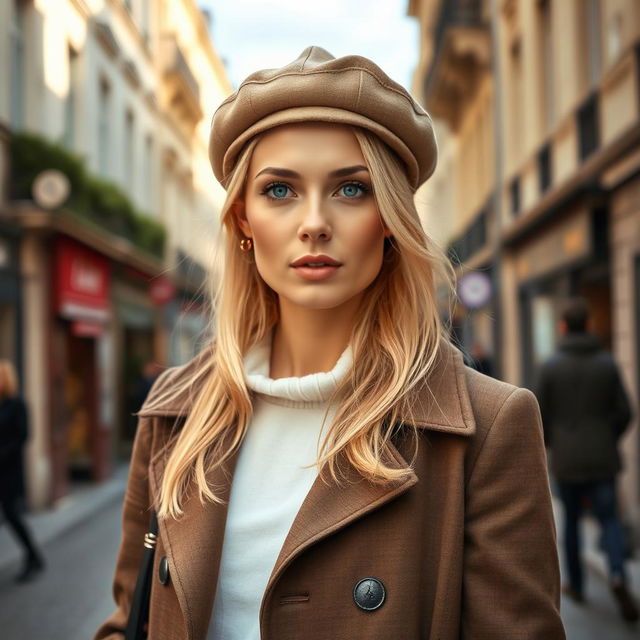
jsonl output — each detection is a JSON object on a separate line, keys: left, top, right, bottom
{"left": 535, "top": 297, "right": 638, "bottom": 622}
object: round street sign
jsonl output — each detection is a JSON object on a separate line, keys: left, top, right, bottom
{"left": 457, "top": 271, "right": 492, "bottom": 310}
{"left": 32, "top": 169, "right": 71, "bottom": 209}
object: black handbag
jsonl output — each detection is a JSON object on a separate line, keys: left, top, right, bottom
{"left": 125, "top": 511, "right": 158, "bottom": 640}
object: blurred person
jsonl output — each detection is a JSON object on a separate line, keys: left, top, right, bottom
{"left": 0, "top": 359, "right": 45, "bottom": 583}
{"left": 535, "top": 297, "right": 638, "bottom": 622}
{"left": 466, "top": 339, "right": 494, "bottom": 377}
{"left": 128, "top": 360, "right": 162, "bottom": 433}
{"left": 95, "top": 47, "right": 564, "bottom": 639}
{"left": 131, "top": 361, "right": 162, "bottom": 415}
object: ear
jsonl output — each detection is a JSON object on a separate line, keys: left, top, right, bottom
{"left": 232, "top": 200, "right": 253, "bottom": 238}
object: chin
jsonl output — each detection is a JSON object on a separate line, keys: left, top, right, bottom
{"left": 279, "top": 288, "right": 357, "bottom": 311}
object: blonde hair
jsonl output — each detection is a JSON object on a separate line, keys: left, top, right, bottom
{"left": 155, "top": 126, "right": 455, "bottom": 519}
{"left": 0, "top": 359, "right": 19, "bottom": 398}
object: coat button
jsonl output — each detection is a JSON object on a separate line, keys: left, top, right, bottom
{"left": 158, "top": 556, "right": 170, "bottom": 585}
{"left": 353, "top": 577, "right": 386, "bottom": 611}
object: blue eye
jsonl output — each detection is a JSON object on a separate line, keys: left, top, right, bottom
{"left": 339, "top": 181, "right": 369, "bottom": 198}
{"left": 262, "top": 182, "right": 292, "bottom": 200}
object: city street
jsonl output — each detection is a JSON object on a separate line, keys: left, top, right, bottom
{"left": 0, "top": 498, "right": 121, "bottom": 639}
{"left": 0, "top": 480, "right": 638, "bottom": 639}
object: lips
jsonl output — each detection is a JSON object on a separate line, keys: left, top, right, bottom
{"left": 290, "top": 254, "right": 342, "bottom": 268}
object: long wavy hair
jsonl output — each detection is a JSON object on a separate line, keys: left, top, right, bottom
{"left": 155, "top": 126, "right": 456, "bottom": 519}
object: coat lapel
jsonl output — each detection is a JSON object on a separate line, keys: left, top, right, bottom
{"left": 262, "top": 441, "right": 417, "bottom": 610}
{"left": 148, "top": 437, "right": 240, "bottom": 640}
{"left": 264, "top": 337, "right": 476, "bottom": 600}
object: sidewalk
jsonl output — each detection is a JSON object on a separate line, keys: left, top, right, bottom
{"left": 0, "top": 464, "right": 129, "bottom": 574}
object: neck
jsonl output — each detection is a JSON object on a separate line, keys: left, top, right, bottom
{"left": 270, "top": 295, "right": 361, "bottom": 378}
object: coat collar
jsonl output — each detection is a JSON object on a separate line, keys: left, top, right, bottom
{"left": 143, "top": 336, "right": 475, "bottom": 639}
{"left": 138, "top": 336, "right": 476, "bottom": 437}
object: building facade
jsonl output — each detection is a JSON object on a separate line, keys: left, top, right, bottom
{"left": 0, "top": 0, "right": 231, "bottom": 508}
{"left": 410, "top": 0, "right": 640, "bottom": 535}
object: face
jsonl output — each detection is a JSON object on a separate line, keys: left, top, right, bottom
{"left": 235, "top": 123, "right": 390, "bottom": 312}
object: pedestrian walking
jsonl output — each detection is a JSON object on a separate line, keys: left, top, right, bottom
{"left": 0, "top": 359, "right": 45, "bottom": 583}
{"left": 95, "top": 47, "right": 564, "bottom": 639}
{"left": 535, "top": 297, "right": 639, "bottom": 623}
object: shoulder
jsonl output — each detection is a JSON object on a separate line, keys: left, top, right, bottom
{"left": 462, "top": 363, "right": 542, "bottom": 450}
{"left": 465, "top": 364, "right": 532, "bottom": 419}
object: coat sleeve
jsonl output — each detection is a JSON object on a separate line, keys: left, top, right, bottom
{"left": 93, "top": 416, "right": 154, "bottom": 640}
{"left": 610, "top": 362, "right": 632, "bottom": 439}
{"left": 462, "top": 387, "right": 565, "bottom": 639}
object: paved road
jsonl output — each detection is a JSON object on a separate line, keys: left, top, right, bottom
{"left": 560, "top": 566, "right": 639, "bottom": 639}
{"left": 0, "top": 493, "right": 637, "bottom": 639}
{"left": 0, "top": 498, "right": 121, "bottom": 640}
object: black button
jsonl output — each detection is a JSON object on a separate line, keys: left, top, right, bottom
{"left": 353, "top": 577, "right": 386, "bottom": 611}
{"left": 158, "top": 556, "right": 170, "bottom": 585}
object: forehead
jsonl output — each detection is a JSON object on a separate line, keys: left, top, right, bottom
{"left": 249, "top": 123, "right": 365, "bottom": 169}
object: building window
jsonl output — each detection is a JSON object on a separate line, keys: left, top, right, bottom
{"left": 63, "top": 47, "right": 79, "bottom": 149}
{"left": 508, "top": 37, "right": 523, "bottom": 167}
{"left": 124, "top": 109, "right": 135, "bottom": 194}
{"left": 577, "top": 93, "right": 599, "bottom": 161}
{"left": 10, "top": 0, "right": 26, "bottom": 130}
{"left": 98, "top": 78, "right": 111, "bottom": 175}
{"left": 607, "top": 11, "right": 623, "bottom": 64}
{"left": 144, "top": 134, "right": 154, "bottom": 212}
{"left": 537, "top": 0, "right": 555, "bottom": 133}
{"left": 538, "top": 143, "right": 552, "bottom": 194}
{"left": 578, "top": 0, "right": 602, "bottom": 90}
{"left": 142, "top": 0, "right": 150, "bottom": 43}
{"left": 510, "top": 176, "right": 521, "bottom": 216}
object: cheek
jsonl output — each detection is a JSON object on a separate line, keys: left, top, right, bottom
{"left": 348, "top": 215, "right": 386, "bottom": 270}
{"left": 245, "top": 215, "right": 289, "bottom": 278}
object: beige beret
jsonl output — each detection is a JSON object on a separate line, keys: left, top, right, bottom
{"left": 209, "top": 46, "right": 438, "bottom": 190}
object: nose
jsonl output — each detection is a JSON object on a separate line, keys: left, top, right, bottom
{"left": 297, "top": 199, "right": 332, "bottom": 242}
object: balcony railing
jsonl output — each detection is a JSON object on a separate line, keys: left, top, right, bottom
{"left": 162, "top": 34, "right": 202, "bottom": 123}
{"left": 423, "top": 0, "right": 490, "bottom": 130}
{"left": 448, "top": 206, "right": 489, "bottom": 265}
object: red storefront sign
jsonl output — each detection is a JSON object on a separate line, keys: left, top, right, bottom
{"left": 55, "top": 237, "right": 110, "bottom": 323}
{"left": 71, "top": 320, "right": 105, "bottom": 337}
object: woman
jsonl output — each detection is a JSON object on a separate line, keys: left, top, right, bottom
{"left": 96, "top": 47, "right": 564, "bottom": 639}
{"left": 0, "top": 359, "right": 45, "bottom": 582}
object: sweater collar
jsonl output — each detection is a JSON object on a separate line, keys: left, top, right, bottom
{"left": 243, "top": 332, "right": 352, "bottom": 404}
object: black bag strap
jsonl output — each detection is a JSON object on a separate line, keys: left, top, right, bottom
{"left": 125, "top": 510, "right": 158, "bottom": 640}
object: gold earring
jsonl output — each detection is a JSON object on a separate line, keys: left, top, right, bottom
{"left": 239, "top": 237, "right": 253, "bottom": 252}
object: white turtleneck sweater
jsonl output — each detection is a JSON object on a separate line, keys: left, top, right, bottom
{"left": 207, "top": 335, "right": 352, "bottom": 639}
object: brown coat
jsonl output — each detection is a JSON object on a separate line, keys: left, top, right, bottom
{"left": 95, "top": 339, "right": 565, "bottom": 639}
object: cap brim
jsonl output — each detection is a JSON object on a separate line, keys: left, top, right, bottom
{"left": 212, "top": 106, "right": 422, "bottom": 189}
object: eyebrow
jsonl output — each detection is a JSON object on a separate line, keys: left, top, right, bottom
{"left": 253, "top": 164, "right": 369, "bottom": 180}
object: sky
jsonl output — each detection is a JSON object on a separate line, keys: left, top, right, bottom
{"left": 200, "top": 0, "right": 419, "bottom": 92}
